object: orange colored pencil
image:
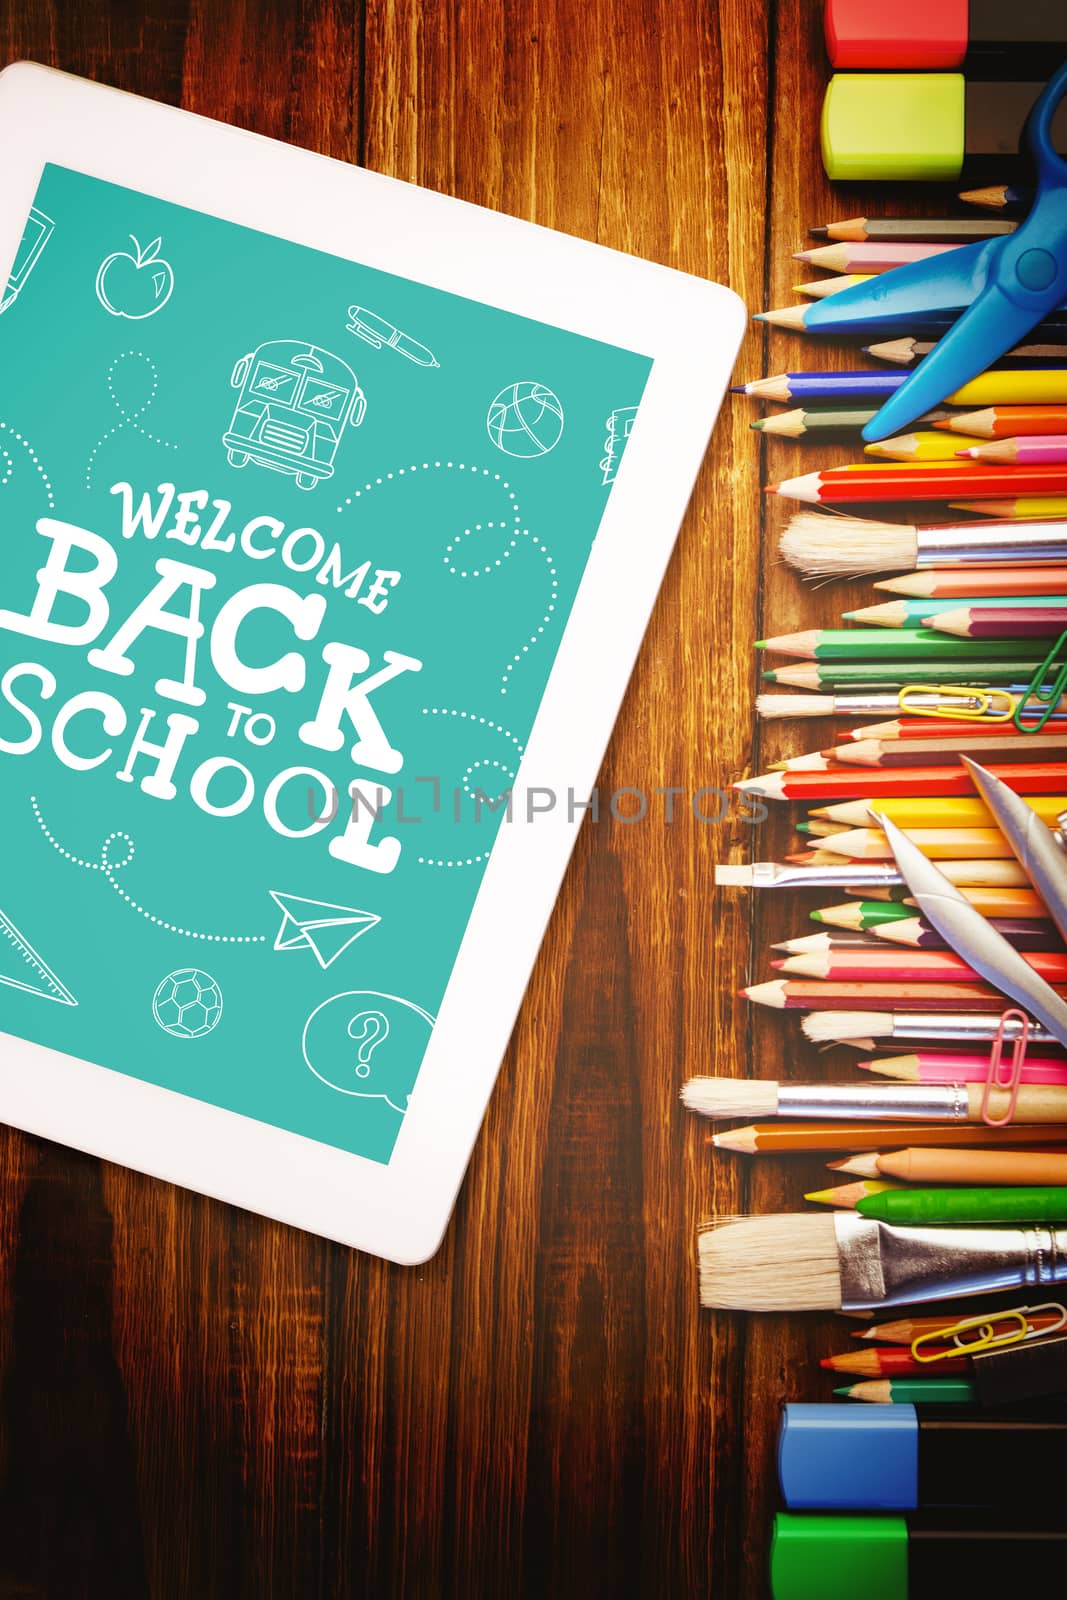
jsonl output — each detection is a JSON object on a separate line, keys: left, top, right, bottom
{"left": 838, "top": 719, "right": 1063, "bottom": 741}
{"left": 741, "top": 979, "right": 1065, "bottom": 1011}
{"left": 933, "top": 406, "right": 1067, "bottom": 439}
{"left": 848, "top": 886, "right": 1046, "bottom": 916}
{"left": 709, "top": 1123, "right": 1067, "bottom": 1153}
{"left": 875, "top": 566, "right": 1067, "bottom": 598}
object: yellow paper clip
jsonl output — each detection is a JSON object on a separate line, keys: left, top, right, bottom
{"left": 897, "top": 685, "right": 1014, "bottom": 722}
{"left": 911, "top": 1301, "right": 1067, "bottom": 1364}
{"left": 1015, "top": 628, "right": 1067, "bottom": 732}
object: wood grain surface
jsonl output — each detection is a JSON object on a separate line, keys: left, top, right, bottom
{"left": 0, "top": 3, "right": 954, "bottom": 1595}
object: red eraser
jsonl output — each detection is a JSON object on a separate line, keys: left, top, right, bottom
{"left": 824, "top": 0, "right": 969, "bottom": 70}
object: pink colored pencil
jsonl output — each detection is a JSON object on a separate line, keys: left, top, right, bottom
{"left": 775, "top": 949, "right": 1067, "bottom": 985}
{"left": 860, "top": 1050, "right": 1067, "bottom": 1086}
{"left": 960, "top": 435, "right": 1067, "bottom": 465}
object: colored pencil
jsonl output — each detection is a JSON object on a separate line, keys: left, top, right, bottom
{"left": 849, "top": 914, "right": 1061, "bottom": 953}
{"left": 876, "top": 567, "right": 1067, "bottom": 598}
{"left": 875, "top": 1148, "right": 1067, "bottom": 1184}
{"left": 866, "top": 338, "right": 1064, "bottom": 367}
{"left": 924, "top": 605, "right": 1067, "bottom": 639}
{"left": 846, "top": 593, "right": 1067, "bottom": 627}
{"left": 843, "top": 718, "right": 1067, "bottom": 739}
{"left": 760, "top": 300, "right": 1067, "bottom": 341}
{"left": 809, "top": 900, "right": 1056, "bottom": 938}
{"left": 805, "top": 1180, "right": 903, "bottom": 1211}
{"left": 864, "top": 1053, "right": 1067, "bottom": 1085}
{"left": 795, "top": 242, "right": 962, "bottom": 274}
{"left": 751, "top": 406, "right": 952, "bottom": 438}
{"left": 774, "top": 931, "right": 886, "bottom": 955}
{"left": 865, "top": 431, "right": 983, "bottom": 462}
{"left": 816, "top": 218, "right": 1018, "bottom": 244}
{"left": 710, "top": 1122, "right": 1067, "bottom": 1153}
{"left": 685, "top": 1077, "right": 1067, "bottom": 1122}
{"left": 959, "top": 183, "right": 1034, "bottom": 211}
{"left": 801, "top": 1011, "right": 1061, "bottom": 1046}
{"left": 858, "top": 1187, "right": 1067, "bottom": 1226}
{"left": 812, "top": 826, "right": 1018, "bottom": 861}
{"left": 825, "top": 735, "right": 1067, "bottom": 767}
{"left": 742, "top": 978, "right": 1059, "bottom": 1012}
{"left": 821, "top": 1349, "right": 971, "bottom": 1378}
{"left": 934, "top": 406, "right": 1067, "bottom": 439}
{"left": 766, "top": 666, "right": 1053, "bottom": 691}
{"left": 856, "top": 1309, "right": 1065, "bottom": 1345}
{"left": 780, "top": 511, "right": 1067, "bottom": 579}
{"left": 736, "top": 763, "right": 1067, "bottom": 801}
{"left": 844, "top": 887, "right": 1047, "bottom": 916}
{"left": 770, "top": 464, "right": 1067, "bottom": 506}
{"left": 737, "top": 371, "right": 1067, "bottom": 406}
{"left": 812, "top": 795, "right": 1067, "bottom": 827}
{"left": 777, "top": 950, "right": 1067, "bottom": 985}
{"left": 835, "top": 1378, "right": 977, "bottom": 1404}
{"left": 794, "top": 274, "right": 875, "bottom": 299}
{"left": 952, "top": 496, "right": 1067, "bottom": 518}
{"left": 757, "top": 628, "right": 1046, "bottom": 662}
{"left": 962, "top": 436, "right": 1067, "bottom": 465}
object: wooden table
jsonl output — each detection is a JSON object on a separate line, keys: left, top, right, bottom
{"left": 0, "top": 3, "right": 923, "bottom": 1594}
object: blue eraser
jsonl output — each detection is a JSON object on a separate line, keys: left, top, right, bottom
{"left": 777, "top": 1403, "right": 919, "bottom": 1511}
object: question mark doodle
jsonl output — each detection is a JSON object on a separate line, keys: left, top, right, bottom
{"left": 348, "top": 1010, "right": 391, "bottom": 1080}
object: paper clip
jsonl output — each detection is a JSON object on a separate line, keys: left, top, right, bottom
{"left": 981, "top": 1009, "right": 1029, "bottom": 1127}
{"left": 1014, "top": 628, "right": 1067, "bottom": 732}
{"left": 898, "top": 685, "right": 1014, "bottom": 722}
{"left": 912, "top": 1302, "right": 1067, "bottom": 1364}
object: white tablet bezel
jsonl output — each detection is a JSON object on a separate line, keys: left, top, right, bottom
{"left": 0, "top": 62, "right": 744, "bottom": 1262}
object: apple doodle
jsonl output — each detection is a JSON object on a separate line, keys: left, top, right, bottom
{"left": 96, "top": 235, "right": 174, "bottom": 321}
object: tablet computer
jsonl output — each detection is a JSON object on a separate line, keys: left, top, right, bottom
{"left": 0, "top": 61, "right": 744, "bottom": 1261}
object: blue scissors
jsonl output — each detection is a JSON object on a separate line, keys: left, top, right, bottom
{"left": 804, "top": 60, "right": 1067, "bottom": 443}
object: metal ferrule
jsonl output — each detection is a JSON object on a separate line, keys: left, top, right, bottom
{"left": 917, "top": 520, "right": 1067, "bottom": 566}
{"left": 889, "top": 1013, "right": 1057, "bottom": 1044}
{"left": 775, "top": 1083, "right": 967, "bottom": 1121}
{"left": 764, "top": 864, "right": 903, "bottom": 889}
{"left": 835, "top": 1213, "right": 1067, "bottom": 1310}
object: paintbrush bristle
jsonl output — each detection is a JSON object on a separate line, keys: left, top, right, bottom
{"left": 779, "top": 513, "right": 916, "bottom": 578}
{"left": 802, "top": 1010, "right": 889, "bottom": 1043}
{"left": 682, "top": 1078, "right": 779, "bottom": 1119}
{"left": 698, "top": 1215, "right": 841, "bottom": 1311}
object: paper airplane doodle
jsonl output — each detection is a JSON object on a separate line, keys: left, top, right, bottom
{"left": 0, "top": 902, "right": 77, "bottom": 1006}
{"left": 269, "top": 891, "right": 381, "bottom": 970}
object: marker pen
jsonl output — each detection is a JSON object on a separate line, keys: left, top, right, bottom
{"left": 822, "top": 75, "right": 1067, "bottom": 182}
{"left": 772, "top": 1511, "right": 1067, "bottom": 1598}
{"left": 777, "top": 1403, "right": 1066, "bottom": 1511}
{"left": 825, "top": 0, "right": 1067, "bottom": 78}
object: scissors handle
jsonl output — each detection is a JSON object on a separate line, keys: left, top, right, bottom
{"left": 1028, "top": 59, "right": 1067, "bottom": 189}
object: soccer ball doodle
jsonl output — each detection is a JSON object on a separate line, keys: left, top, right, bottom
{"left": 152, "top": 968, "right": 224, "bottom": 1040}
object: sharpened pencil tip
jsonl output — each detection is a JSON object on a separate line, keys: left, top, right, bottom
{"left": 754, "top": 640, "right": 767, "bottom": 649}
{"left": 764, "top": 484, "right": 780, "bottom": 493}
{"left": 729, "top": 384, "right": 746, "bottom": 394}
{"left": 750, "top": 418, "right": 767, "bottom": 430}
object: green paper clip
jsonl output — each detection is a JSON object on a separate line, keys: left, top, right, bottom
{"left": 1015, "top": 629, "right": 1067, "bottom": 733}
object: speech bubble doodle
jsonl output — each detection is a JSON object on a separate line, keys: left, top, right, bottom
{"left": 301, "top": 990, "right": 435, "bottom": 1114}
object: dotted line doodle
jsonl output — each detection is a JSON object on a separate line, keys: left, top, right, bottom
{"left": 31, "top": 797, "right": 266, "bottom": 945}
{"left": 415, "top": 708, "right": 524, "bottom": 869}
{"left": 336, "top": 460, "right": 559, "bottom": 694}
{"left": 84, "top": 351, "right": 179, "bottom": 490}
{"left": 0, "top": 422, "right": 55, "bottom": 508}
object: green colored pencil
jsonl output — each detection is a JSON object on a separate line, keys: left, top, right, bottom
{"left": 846, "top": 596, "right": 1067, "bottom": 629}
{"left": 764, "top": 661, "right": 1050, "bottom": 690}
{"left": 750, "top": 406, "right": 954, "bottom": 438}
{"left": 756, "top": 628, "right": 1045, "bottom": 662}
{"left": 835, "top": 1378, "right": 977, "bottom": 1404}
{"left": 856, "top": 1186, "right": 1067, "bottom": 1226}
{"left": 811, "top": 901, "right": 914, "bottom": 930}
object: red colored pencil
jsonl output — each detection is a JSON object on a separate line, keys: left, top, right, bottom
{"left": 776, "top": 950, "right": 1067, "bottom": 984}
{"left": 820, "top": 1348, "right": 972, "bottom": 1378}
{"left": 824, "top": 735, "right": 1067, "bottom": 767}
{"left": 836, "top": 720, "right": 1062, "bottom": 742}
{"left": 923, "top": 606, "right": 1067, "bottom": 640}
{"left": 741, "top": 979, "right": 1067, "bottom": 1012}
{"left": 737, "top": 762, "right": 1067, "bottom": 801}
{"left": 769, "top": 463, "right": 1067, "bottom": 504}
{"left": 860, "top": 1052, "right": 1067, "bottom": 1085}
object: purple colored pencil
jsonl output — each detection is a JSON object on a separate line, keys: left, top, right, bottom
{"left": 872, "top": 914, "right": 1063, "bottom": 954}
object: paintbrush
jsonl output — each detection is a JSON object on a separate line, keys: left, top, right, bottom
{"left": 681, "top": 1078, "right": 1067, "bottom": 1123}
{"left": 697, "top": 1213, "right": 1067, "bottom": 1311}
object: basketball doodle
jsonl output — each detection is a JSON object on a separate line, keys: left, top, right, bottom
{"left": 486, "top": 381, "right": 565, "bottom": 458}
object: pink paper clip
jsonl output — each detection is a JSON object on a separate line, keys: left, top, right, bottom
{"left": 982, "top": 1009, "right": 1030, "bottom": 1127}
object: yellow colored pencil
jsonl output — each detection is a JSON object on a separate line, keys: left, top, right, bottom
{"left": 864, "top": 431, "right": 983, "bottom": 463}
{"left": 950, "top": 496, "right": 1067, "bottom": 519}
{"left": 811, "top": 826, "right": 1014, "bottom": 862}
{"left": 810, "top": 794, "right": 1067, "bottom": 828}
{"left": 794, "top": 274, "right": 875, "bottom": 300}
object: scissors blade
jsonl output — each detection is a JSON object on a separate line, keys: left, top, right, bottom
{"left": 862, "top": 285, "right": 1043, "bottom": 441}
{"left": 875, "top": 811, "right": 1067, "bottom": 1049}
{"left": 804, "top": 241, "right": 997, "bottom": 335}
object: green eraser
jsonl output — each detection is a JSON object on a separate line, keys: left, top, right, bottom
{"left": 771, "top": 1513, "right": 908, "bottom": 1600}
{"left": 821, "top": 73, "right": 965, "bottom": 181}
